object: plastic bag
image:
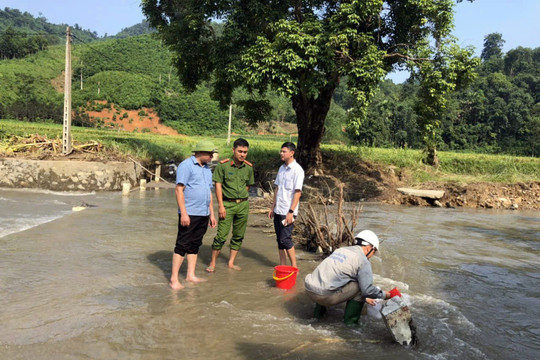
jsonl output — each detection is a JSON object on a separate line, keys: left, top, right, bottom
{"left": 366, "top": 299, "right": 383, "bottom": 320}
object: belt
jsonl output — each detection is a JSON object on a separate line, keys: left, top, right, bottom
{"left": 223, "top": 197, "right": 248, "bottom": 203}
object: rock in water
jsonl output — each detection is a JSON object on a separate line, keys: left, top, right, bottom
{"left": 72, "top": 202, "right": 97, "bottom": 212}
{"left": 380, "top": 296, "right": 417, "bottom": 347}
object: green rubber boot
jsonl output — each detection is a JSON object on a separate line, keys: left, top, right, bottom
{"left": 313, "top": 303, "right": 327, "bottom": 319}
{"left": 343, "top": 300, "right": 364, "bottom": 326}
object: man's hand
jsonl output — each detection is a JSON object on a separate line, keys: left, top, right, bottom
{"left": 209, "top": 215, "right": 217, "bottom": 228}
{"left": 284, "top": 212, "right": 294, "bottom": 226}
{"left": 180, "top": 213, "right": 190, "bottom": 227}
{"left": 268, "top": 209, "right": 274, "bottom": 219}
{"left": 218, "top": 205, "right": 226, "bottom": 220}
{"left": 365, "top": 298, "right": 377, "bottom": 306}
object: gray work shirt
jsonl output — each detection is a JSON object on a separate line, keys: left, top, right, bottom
{"left": 304, "top": 245, "right": 385, "bottom": 299}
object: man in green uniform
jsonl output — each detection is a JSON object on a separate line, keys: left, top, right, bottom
{"left": 206, "top": 138, "right": 255, "bottom": 272}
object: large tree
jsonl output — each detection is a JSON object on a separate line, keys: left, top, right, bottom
{"left": 142, "top": 0, "right": 474, "bottom": 173}
{"left": 481, "top": 33, "right": 505, "bottom": 62}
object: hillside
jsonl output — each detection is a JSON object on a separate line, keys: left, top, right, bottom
{"left": 0, "top": 6, "right": 538, "bottom": 158}
{"left": 108, "top": 21, "right": 156, "bottom": 39}
{"left": 0, "top": 7, "right": 99, "bottom": 42}
{"left": 0, "top": 34, "right": 247, "bottom": 136}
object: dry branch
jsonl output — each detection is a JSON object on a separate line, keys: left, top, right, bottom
{"left": 298, "top": 184, "right": 362, "bottom": 255}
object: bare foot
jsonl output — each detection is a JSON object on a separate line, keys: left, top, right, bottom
{"left": 228, "top": 264, "right": 242, "bottom": 271}
{"left": 205, "top": 265, "right": 215, "bottom": 273}
{"left": 186, "top": 276, "right": 207, "bottom": 283}
{"left": 169, "top": 280, "right": 184, "bottom": 290}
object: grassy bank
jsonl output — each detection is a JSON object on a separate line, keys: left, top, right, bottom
{"left": 1, "top": 119, "right": 539, "bottom": 184}
{"left": 324, "top": 145, "right": 540, "bottom": 183}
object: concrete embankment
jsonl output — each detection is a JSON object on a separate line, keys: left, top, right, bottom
{"left": 0, "top": 158, "right": 143, "bottom": 191}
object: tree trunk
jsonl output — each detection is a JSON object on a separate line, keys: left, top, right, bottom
{"left": 425, "top": 146, "right": 439, "bottom": 168}
{"left": 292, "top": 81, "right": 337, "bottom": 175}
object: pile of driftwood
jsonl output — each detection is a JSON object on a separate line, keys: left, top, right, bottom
{"left": 298, "top": 184, "right": 362, "bottom": 255}
{"left": 1, "top": 134, "right": 103, "bottom": 155}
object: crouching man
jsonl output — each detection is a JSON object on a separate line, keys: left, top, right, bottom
{"left": 304, "top": 230, "right": 401, "bottom": 325}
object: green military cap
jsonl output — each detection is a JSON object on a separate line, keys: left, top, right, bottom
{"left": 193, "top": 140, "right": 217, "bottom": 153}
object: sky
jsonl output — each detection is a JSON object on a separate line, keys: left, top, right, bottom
{"left": 2, "top": 0, "right": 539, "bottom": 82}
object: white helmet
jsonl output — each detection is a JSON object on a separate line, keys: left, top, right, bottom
{"left": 355, "top": 230, "right": 380, "bottom": 254}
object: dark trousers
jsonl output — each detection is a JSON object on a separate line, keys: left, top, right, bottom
{"left": 273, "top": 213, "right": 295, "bottom": 250}
{"left": 174, "top": 215, "right": 209, "bottom": 256}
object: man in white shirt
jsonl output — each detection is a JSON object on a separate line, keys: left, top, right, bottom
{"left": 268, "top": 142, "right": 305, "bottom": 268}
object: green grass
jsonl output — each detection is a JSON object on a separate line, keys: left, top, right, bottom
{"left": 323, "top": 144, "right": 540, "bottom": 183}
{"left": 1, "top": 119, "right": 539, "bottom": 184}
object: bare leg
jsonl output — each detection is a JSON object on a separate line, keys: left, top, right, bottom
{"left": 286, "top": 247, "right": 297, "bottom": 268}
{"left": 185, "top": 254, "right": 206, "bottom": 283}
{"left": 207, "top": 249, "right": 220, "bottom": 272}
{"left": 169, "top": 253, "right": 185, "bottom": 290}
{"left": 279, "top": 249, "right": 288, "bottom": 265}
{"left": 228, "top": 249, "right": 241, "bottom": 270}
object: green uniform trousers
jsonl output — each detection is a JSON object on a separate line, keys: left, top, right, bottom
{"left": 212, "top": 200, "right": 249, "bottom": 251}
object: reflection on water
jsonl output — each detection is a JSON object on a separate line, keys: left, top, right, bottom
{"left": 0, "top": 188, "right": 538, "bottom": 359}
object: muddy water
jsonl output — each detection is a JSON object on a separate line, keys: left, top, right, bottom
{"left": 0, "top": 188, "right": 538, "bottom": 359}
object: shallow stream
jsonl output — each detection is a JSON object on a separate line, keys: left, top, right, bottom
{"left": 0, "top": 188, "right": 538, "bottom": 359}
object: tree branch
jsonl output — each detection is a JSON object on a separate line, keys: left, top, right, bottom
{"left": 384, "top": 53, "right": 430, "bottom": 62}
{"left": 294, "top": 1, "right": 304, "bottom": 23}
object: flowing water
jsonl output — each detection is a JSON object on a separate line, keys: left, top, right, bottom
{"left": 0, "top": 188, "right": 538, "bottom": 359}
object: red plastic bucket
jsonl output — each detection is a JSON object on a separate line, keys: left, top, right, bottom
{"left": 273, "top": 265, "right": 299, "bottom": 290}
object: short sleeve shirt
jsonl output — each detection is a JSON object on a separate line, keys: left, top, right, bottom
{"left": 212, "top": 160, "right": 255, "bottom": 199}
{"left": 274, "top": 160, "right": 304, "bottom": 216}
{"left": 176, "top": 155, "right": 213, "bottom": 216}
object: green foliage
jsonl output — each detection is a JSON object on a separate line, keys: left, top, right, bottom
{"left": 352, "top": 39, "right": 538, "bottom": 157}
{"left": 76, "top": 35, "right": 171, "bottom": 79}
{"left": 481, "top": 33, "right": 505, "bottom": 61}
{"left": 411, "top": 38, "right": 480, "bottom": 165}
{"left": 0, "top": 44, "right": 64, "bottom": 121}
{"left": 323, "top": 103, "right": 349, "bottom": 144}
{"left": 142, "top": 0, "right": 468, "bottom": 170}
{"left": 0, "top": 27, "right": 57, "bottom": 59}
{"left": 74, "top": 71, "right": 160, "bottom": 109}
{"left": 348, "top": 80, "right": 420, "bottom": 148}
{"left": 0, "top": 7, "right": 99, "bottom": 43}
{"left": 157, "top": 89, "right": 231, "bottom": 135}
{"left": 107, "top": 21, "right": 156, "bottom": 39}
{"left": 448, "top": 40, "right": 539, "bottom": 156}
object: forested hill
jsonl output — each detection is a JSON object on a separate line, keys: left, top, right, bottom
{"left": 0, "top": 7, "right": 99, "bottom": 43}
{"left": 0, "top": 7, "right": 538, "bottom": 157}
{"left": 0, "top": 33, "right": 249, "bottom": 136}
{"left": 107, "top": 21, "right": 156, "bottom": 39}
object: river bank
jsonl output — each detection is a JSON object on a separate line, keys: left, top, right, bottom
{"left": 1, "top": 153, "right": 538, "bottom": 210}
{"left": 1, "top": 124, "right": 538, "bottom": 209}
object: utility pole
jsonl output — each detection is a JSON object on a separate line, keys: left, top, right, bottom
{"left": 227, "top": 104, "right": 232, "bottom": 146}
{"left": 62, "top": 26, "right": 72, "bottom": 155}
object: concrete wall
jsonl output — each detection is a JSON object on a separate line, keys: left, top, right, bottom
{"left": 0, "top": 158, "right": 143, "bottom": 191}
